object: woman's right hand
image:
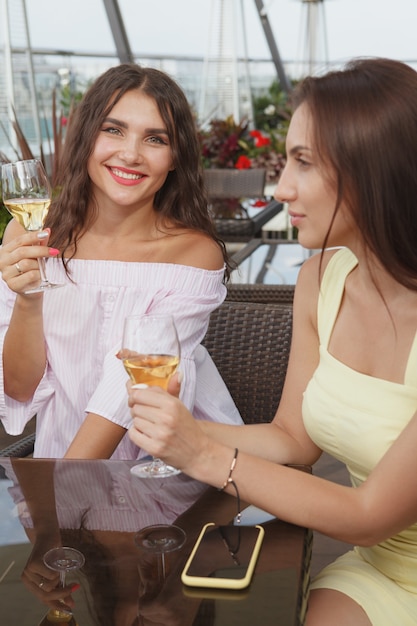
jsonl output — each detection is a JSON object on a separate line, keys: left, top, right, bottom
{"left": 21, "top": 536, "right": 79, "bottom": 613}
{"left": 0, "top": 224, "right": 58, "bottom": 295}
{"left": 1, "top": 223, "right": 57, "bottom": 399}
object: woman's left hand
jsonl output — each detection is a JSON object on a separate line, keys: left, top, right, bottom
{"left": 127, "top": 381, "right": 205, "bottom": 472}
{"left": 21, "top": 537, "right": 78, "bottom": 613}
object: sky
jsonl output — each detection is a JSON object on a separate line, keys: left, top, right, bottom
{"left": 24, "top": 0, "right": 417, "bottom": 73}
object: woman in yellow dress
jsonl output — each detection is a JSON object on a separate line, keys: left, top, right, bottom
{"left": 127, "top": 57, "right": 417, "bottom": 625}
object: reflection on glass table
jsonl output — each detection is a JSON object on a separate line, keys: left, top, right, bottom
{"left": 0, "top": 459, "right": 206, "bottom": 626}
{"left": 0, "top": 457, "right": 311, "bottom": 626}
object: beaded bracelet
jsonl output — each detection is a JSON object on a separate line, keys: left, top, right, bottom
{"left": 219, "top": 447, "right": 241, "bottom": 524}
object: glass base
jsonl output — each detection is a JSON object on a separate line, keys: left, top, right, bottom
{"left": 24, "top": 282, "right": 65, "bottom": 294}
{"left": 135, "top": 524, "right": 186, "bottom": 553}
{"left": 130, "top": 458, "right": 180, "bottom": 478}
{"left": 39, "top": 609, "right": 77, "bottom": 624}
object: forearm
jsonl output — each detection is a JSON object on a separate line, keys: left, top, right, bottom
{"left": 11, "top": 459, "right": 60, "bottom": 539}
{"left": 183, "top": 442, "right": 379, "bottom": 546}
{"left": 3, "top": 295, "right": 46, "bottom": 401}
{"left": 65, "top": 413, "right": 127, "bottom": 459}
{"left": 198, "top": 420, "right": 313, "bottom": 465}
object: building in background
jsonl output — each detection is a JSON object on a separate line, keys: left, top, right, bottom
{"left": 1, "top": 0, "right": 294, "bottom": 159}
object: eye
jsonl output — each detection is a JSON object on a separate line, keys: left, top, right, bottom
{"left": 296, "top": 155, "right": 311, "bottom": 168}
{"left": 146, "top": 135, "right": 169, "bottom": 146}
{"left": 102, "top": 126, "right": 122, "bottom": 136}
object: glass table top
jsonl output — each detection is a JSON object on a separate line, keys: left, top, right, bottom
{"left": 0, "top": 457, "right": 308, "bottom": 626}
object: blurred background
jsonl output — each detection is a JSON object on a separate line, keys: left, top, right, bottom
{"left": 1, "top": 0, "right": 417, "bottom": 159}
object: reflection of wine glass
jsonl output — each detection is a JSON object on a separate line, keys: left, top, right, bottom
{"left": 43, "top": 547, "right": 85, "bottom": 621}
{"left": 135, "top": 524, "right": 186, "bottom": 581}
{"left": 1, "top": 159, "right": 63, "bottom": 293}
{"left": 121, "top": 314, "right": 181, "bottom": 478}
{"left": 38, "top": 611, "right": 77, "bottom": 625}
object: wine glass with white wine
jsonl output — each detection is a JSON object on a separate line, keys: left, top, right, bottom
{"left": 121, "top": 314, "right": 181, "bottom": 478}
{"left": 42, "top": 546, "right": 85, "bottom": 624}
{"left": 1, "top": 158, "right": 63, "bottom": 293}
{"left": 135, "top": 524, "right": 186, "bottom": 602}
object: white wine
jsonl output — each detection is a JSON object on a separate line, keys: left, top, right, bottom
{"left": 38, "top": 609, "right": 77, "bottom": 624}
{"left": 123, "top": 354, "right": 179, "bottom": 390}
{"left": 4, "top": 198, "right": 50, "bottom": 231}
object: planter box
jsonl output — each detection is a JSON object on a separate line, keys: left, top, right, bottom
{"left": 204, "top": 168, "right": 266, "bottom": 198}
{"left": 213, "top": 199, "right": 283, "bottom": 242}
{"left": 204, "top": 168, "right": 279, "bottom": 242}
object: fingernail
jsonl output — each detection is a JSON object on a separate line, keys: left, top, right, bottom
{"left": 132, "top": 383, "right": 148, "bottom": 389}
{"left": 49, "top": 248, "right": 60, "bottom": 256}
{"left": 71, "top": 583, "right": 81, "bottom": 592}
{"left": 177, "top": 370, "right": 184, "bottom": 384}
{"left": 37, "top": 230, "right": 49, "bottom": 240}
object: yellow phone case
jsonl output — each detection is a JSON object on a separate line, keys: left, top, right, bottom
{"left": 181, "top": 522, "right": 264, "bottom": 590}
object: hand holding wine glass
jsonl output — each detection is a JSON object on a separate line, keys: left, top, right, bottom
{"left": 42, "top": 546, "right": 85, "bottom": 623}
{"left": 121, "top": 314, "right": 181, "bottom": 478}
{"left": 1, "top": 158, "right": 63, "bottom": 293}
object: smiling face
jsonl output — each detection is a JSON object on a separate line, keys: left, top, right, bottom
{"left": 274, "top": 103, "right": 356, "bottom": 251}
{"left": 87, "top": 89, "right": 174, "bottom": 213}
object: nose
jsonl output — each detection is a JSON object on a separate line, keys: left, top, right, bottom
{"left": 119, "top": 137, "right": 142, "bottom": 164}
{"left": 274, "top": 164, "right": 295, "bottom": 204}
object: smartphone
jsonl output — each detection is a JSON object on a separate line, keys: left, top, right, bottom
{"left": 181, "top": 522, "right": 264, "bottom": 590}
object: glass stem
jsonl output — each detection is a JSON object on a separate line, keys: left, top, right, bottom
{"left": 37, "top": 257, "right": 49, "bottom": 286}
{"left": 59, "top": 571, "right": 66, "bottom": 588}
{"left": 159, "top": 553, "right": 166, "bottom": 580}
{"left": 150, "top": 457, "right": 166, "bottom": 472}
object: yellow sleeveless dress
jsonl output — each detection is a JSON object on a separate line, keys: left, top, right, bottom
{"left": 303, "top": 248, "right": 417, "bottom": 625}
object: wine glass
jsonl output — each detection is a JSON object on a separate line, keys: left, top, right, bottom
{"left": 43, "top": 546, "right": 85, "bottom": 621}
{"left": 135, "top": 524, "right": 186, "bottom": 583}
{"left": 1, "top": 158, "right": 63, "bottom": 293}
{"left": 121, "top": 314, "right": 181, "bottom": 478}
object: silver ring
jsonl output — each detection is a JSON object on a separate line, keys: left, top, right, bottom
{"left": 15, "top": 263, "right": 23, "bottom": 275}
{"left": 39, "top": 579, "right": 45, "bottom": 589}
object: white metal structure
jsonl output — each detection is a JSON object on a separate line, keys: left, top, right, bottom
{"left": 0, "top": 0, "right": 41, "bottom": 153}
{"left": 199, "top": 0, "right": 254, "bottom": 125}
{"left": 297, "top": 0, "right": 329, "bottom": 76}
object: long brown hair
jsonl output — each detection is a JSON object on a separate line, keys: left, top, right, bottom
{"left": 45, "top": 64, "right": 231, "bottom": 278}
{"left": 292, "top": 57, "right": 417, "bottom": 290}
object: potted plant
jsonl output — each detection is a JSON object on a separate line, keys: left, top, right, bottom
{"left": 0, "top": 88, "right": 80, "bottom": 241}
{"left": 198, "top": 116, "right": 287, "bottom": 239}
{"left": 199, "top": 115, "right": 286, "bottom": 180}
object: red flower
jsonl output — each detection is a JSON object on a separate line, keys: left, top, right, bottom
{"left": 250, "top": 130, "right": 270, "bottom": 148}
{"left": 235, "top": 155, "right": 252, "bottom": 170}
{"left": 255, "top": 135, "right": 271, "bottom": 148}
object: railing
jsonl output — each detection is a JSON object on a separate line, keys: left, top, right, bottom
{"left": 0, "top": 49, "right": 285, "bottom": 158}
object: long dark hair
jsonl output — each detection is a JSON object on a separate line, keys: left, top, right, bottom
{"left": 45, "top": 64, "right": 231, "bottom": 278}
{"left": 292, "top": 57, "right": 417, "bottom": 290}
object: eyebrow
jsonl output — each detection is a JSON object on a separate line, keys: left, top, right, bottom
{"left": 288, "top": 145, "right": 312, "bottom": 156}
{"left": 103, "top": 117, "right": 169, "bottom": 135}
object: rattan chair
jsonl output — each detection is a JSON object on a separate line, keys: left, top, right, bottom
{"left": 0, "top": 431, "right": 35, "bottom": 457}
{"left": 226, "top": 283, "right": 295, "bottom": 305}
{"left": 203, "top": 300, "right": 292, "bottom": 424}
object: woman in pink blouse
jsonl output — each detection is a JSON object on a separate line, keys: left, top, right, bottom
{"left": 0, "top": 64, "right": 242, "bottom": 459}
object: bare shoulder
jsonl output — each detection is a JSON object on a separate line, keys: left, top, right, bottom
{"left": 2, "top": 218, "right": 25, "bottom": 244}
{"left": 165, "top": 229, "right": 224, "bottom": 271}
{"left": 293, "top": 249, "right": 340, "bottom": 324}
{"left": 296, "top": 248, "right": 340, "bottom": 291}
